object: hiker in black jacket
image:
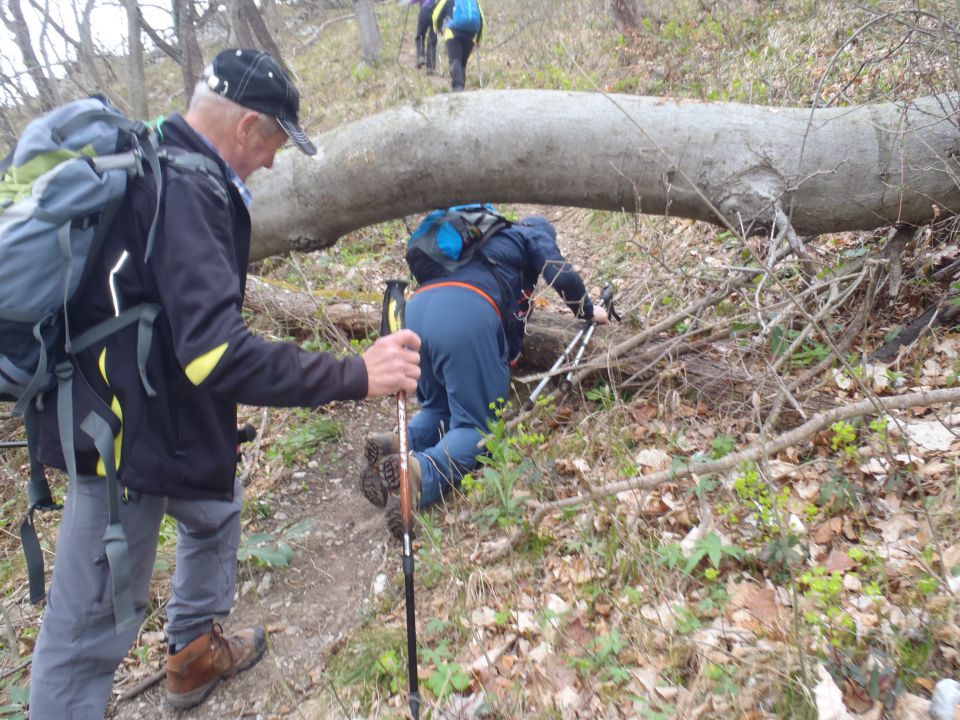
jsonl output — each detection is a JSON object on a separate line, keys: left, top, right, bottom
{"left": 29, "top": 49, "right": 420, "bottom": 718}
{"left": 361, "top": 213, "right": 607, "bottom": 539}
{"left": 413, "top": 0, "right": 438, "bottom": 72}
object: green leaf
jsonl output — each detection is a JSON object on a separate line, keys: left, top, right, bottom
{"left": 283, "top": 519, "right": 315, "bottom": 541}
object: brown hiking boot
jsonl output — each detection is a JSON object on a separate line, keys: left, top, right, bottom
{"left": 380, "top": 454, "right": 421, "bottom": 541}
{"left": 360, "top": 433, "right": 401, "bottom": 507}
{"left": 165, "top": 624, "right": 267, "bottom": 710}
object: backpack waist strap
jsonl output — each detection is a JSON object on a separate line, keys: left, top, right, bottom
{"left": 413, "top": 281, "right": 502, "bottom": 320}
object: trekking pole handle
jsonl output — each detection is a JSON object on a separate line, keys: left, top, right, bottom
{"left": 236, "top": 424, "right": 256, "bottom": 445}
{"left": 381, "top": 279, "right": 409, "bottom": 336}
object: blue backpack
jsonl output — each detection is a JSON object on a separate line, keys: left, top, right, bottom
{"left": 0, "top": 96, "right": 226, "bottom": 629}
{"left": 406, "top": 203, "right": 509, "bottom": 284}
{"left": 447, "top": 0, "right": 482, "bottom": 34}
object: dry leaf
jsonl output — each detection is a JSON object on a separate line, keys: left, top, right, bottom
{"left": 893, "top": 691, "right": 930, "bottom": 719}
{"left": 814, "top": 664, "right": 855, "bottom": 720}
{"left": 902, "top": 420, "right": 956, "bottom": 451}
{"left": 823, "top": 548, "right": 857, "bottom": 573}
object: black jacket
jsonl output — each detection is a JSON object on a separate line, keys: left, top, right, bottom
{"left": 421, "top": 215, "right": 594, "bottom": 362}
{"left": 37, "top": 114, "right": 368, "bottom": 501}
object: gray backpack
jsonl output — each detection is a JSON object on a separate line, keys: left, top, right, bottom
{"left": 0, "top": 96, "right": 226, "bottom": 630}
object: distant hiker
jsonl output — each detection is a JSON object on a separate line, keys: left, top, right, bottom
{"left": 413, "top": 0, "right": 439, "bottom": 73}
{"left": 432, "top": 0, "right": 485, "bottom": 91}
{"left": 361, "top": 210, "right": 607, "bottom": 539}
{"left": 28, "top": 48, "right": 420, "bottom": 718}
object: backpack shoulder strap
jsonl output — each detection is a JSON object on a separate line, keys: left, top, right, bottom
{"left": 157, "top": 147, "right": 230, "bottom": 207}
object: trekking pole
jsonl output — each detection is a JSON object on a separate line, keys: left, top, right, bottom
{"left": 380, "top": 279, "right": 421, "bottom": 720}
{"left": 0, "top": 440, "right": 28, "bottom": 449}
{"left": 558, "top": 284, "right": 618, "bottom": 394}
{"left": 398, "top": 0, "right": 413, "bottom": 66}
{"left": 526, "top": 326, "right": 588, "bottom": 408}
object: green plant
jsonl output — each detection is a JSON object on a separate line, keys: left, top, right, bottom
{"left": 830, "top": 420, "right": 859, "bottom": 457}
{"left": 769, "top": 326, "right": 830, "bottom": 367}
{"left": 421, "top": 643, "right": 472, "bottom": 697}
{"left": 819, "top": 475, "right": 862, "bottom": 513}
{"left": 465, "top": 407, "right": 542, "bottom": 529}
{"left": 237, "top": 519, "right": 315, "bottom": 568}
{"left": 683, "top": 532, "right": 746, "bottom": 574}
{"left": 266, "top": 410, "right": 343, "bottom": 464}
{"left": 798, "top": 566, "right": 857, "bottom": 649}
{"left": 0, "top": 659, "right": 29, "bottom": 720}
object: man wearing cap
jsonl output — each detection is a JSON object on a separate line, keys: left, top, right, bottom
{"left": 28, "top": 48, "right": 421, "bottom": 717}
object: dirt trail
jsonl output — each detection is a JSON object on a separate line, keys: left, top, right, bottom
{"left": 109, "top": 399, "right": 399, "bottom": 720}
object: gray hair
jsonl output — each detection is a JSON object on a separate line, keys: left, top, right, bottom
{"left": 189, "top": 81, "right": 284, "bottom": 138}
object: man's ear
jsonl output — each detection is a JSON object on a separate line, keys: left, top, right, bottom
{"left": 235, "top": 111, "right": 261, "bottom": 148}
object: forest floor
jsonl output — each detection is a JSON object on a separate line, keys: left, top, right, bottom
{"left": 2, "top": 1, "right": 960, "bottom": 719}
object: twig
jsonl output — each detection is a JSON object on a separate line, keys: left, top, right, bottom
{"left": 116, "top": 667, "right": 165, "bottom": 702}
{"left": 0, "top": 658, "right": 31, "bottom": 682}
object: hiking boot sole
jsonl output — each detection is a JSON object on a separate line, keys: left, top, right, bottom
{"left": 165, "top": 628, "right": 267, "bottom": 710}
{"left": 386, "top": 495, "right": 416, "bottom": 541}
{"left": 365, "top": 434, "right": 398, "bottom": 467}
{"left": 360, "top": 464, "right": 388, "bottom": 508}
{"left": 378, "top": 455, "right": 402, "bottom": 495}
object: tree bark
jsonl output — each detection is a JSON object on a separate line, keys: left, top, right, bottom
{"left": 261, "top": 0, "right": 283, "bottom": 38}
{"left": 228, "top": 0, "right": 257, "bottom": 48}
{"left": 125, "top": 0, "right": 149, "bottom": 119}
{"left": 238, "top": 0, "right": 286, "bottom": 71}
{"left": 353, "top": 0, "right": 383, "bottom": 65}
{"left": 246, "top": 91, "right": 960, "bottom": 262}
{"left": 1, "top": 0, "right": 56, "bottom": 112}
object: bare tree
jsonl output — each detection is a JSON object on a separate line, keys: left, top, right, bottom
{"left": 125, "top": 0, "right": 148, "bottom": 118}
{"left": 228, "top": 0, "right": 257, "bottom": 48}
{"left": 261, "top": 0, "right": 282, "bottom": 38}
{"left": 228, "top": 0, "right": 286, "bottom": 69}
{"left": 354, "top": 0, "right": 382, "bottom": 65}
{"left": 172, "top": 0, "right": 205, "bottom": 106}
{"left": 0, "top": 0, "right": 56, "bottom": 112}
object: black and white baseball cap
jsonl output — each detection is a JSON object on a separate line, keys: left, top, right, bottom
{"left": 204, "top": 48, "right": 317, "bottom": 156}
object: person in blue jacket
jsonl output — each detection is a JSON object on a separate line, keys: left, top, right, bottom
{"left": 28, "top": 49, "right": 420, "bottom": 718}
{"left": 432, "top": 0, "right": 485, "bottom": 91}
{"left": 362, "top": 213, "right": 608, "bottom": 539}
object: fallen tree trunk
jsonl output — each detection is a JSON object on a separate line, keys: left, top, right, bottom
{"left": 247, "top": 90, "right": 960, "bottom": 261}
{"left": 244, "top": 275, "right": 607, "bottom": 368}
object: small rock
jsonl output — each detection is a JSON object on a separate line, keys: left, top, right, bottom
{"left": 257, "top": 572, "right": 273, "bottom": 596}
{"left": 241, "top": 580, "right": 255, "bottom": 596}
{"left": 373, "top": 573, "right": 388, "bottom": 595}
{"left": 931, "top": 679, "right": 960, "bottom": 720}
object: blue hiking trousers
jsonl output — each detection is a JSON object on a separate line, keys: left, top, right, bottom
{"left": 406, "top": 283, "right": 509, "bottom": 508}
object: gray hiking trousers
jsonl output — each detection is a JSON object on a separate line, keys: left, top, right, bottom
{"left": 28, "top": 472, "right": 243, "bottom": 719}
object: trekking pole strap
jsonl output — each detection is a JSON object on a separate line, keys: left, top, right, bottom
{"left": 20, "top": 402, "right": 59, "bottom": 605}
{"left": 80, "top": 411, "right": 138, "bottom": 634}
{"left": 11, "top": 320, "right": 51, "bottom": 418}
